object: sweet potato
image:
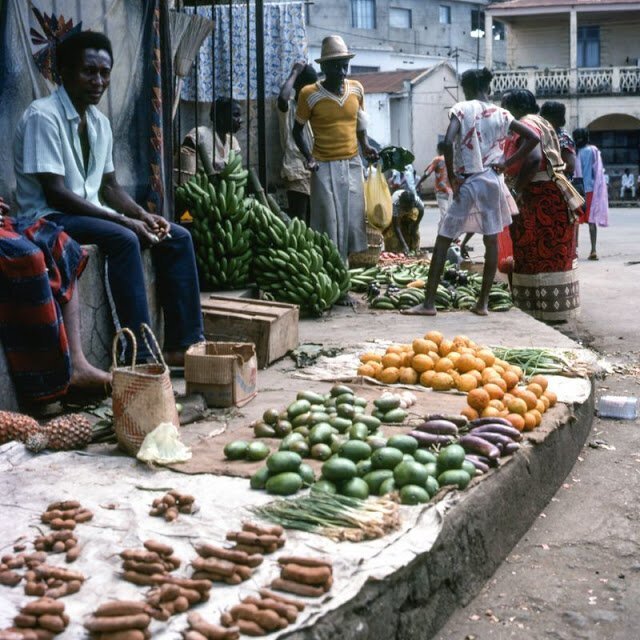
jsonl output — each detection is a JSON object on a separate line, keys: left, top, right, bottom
{"left": 233, "top": 565, "right": 252, "bottom": 581}
{"left": 143, "top": 540, "right": 173, "bottom": 556}
{"left": 164, "top": 507, "right": 179, "bottom": 522}
{"left": 49, "top": 518, "right": 76, "bottom": 531}
{"left": 0, "top": 571, "right": 21, "bottom": 586}
{"left": 37, "top": 614, "right": 66, "bottom": 632}
{"left": 187, "top": 613, "right": 237, "bottom": 639}
{"left": 220, "top": 612, "right": 234, "bottom": 627}
{"left": 281, "top": 563, "right": 332, "bottom": 586}
{"left": 64, "top": 538, "right": 77, "bottom": 550}
{"left": 191, "top": 557, "right": 236, "bottom": 577}
{"left": 277, "top": 556, "right": 332, "bottom": 569}
{"left": 223, "top": 574, "right": 243, "bottom": 586}
{"left": 120, "top": 550, "right": 161, "bottom": 564}
{"left": 123, "top": 560, "right": 166, "bottom": 576}
{"left": 73, "top": 509, "right": 94, "bottom": 523}
{"left": 243, "top": 597, "right": 297, "bottom": 623}
{"left": 241, "top": 522, "right": 284, "bottom": 538}
{"left": 235, "top": 620, "right": 265, "bottom": 637}
{"left": 178, "top": 587, "right": 202, "bottom": 605}
{"left": 65, "top": 547, "right": 81, "bottom": 563}
{"left": 65, "top": 579, "right": 82, "bottom": 595}
{"left": 229, "top": 605, "right": 284, "bottom": 632}
{"left": 194, "top": 544, "right": 260, "bottom": 567}
{"left": 258, "top": 589, "right": 305, "bottom": 611}
{"left": 123, "top": 571, "right": 165, "bottom": 586}
{"left": 184, "top": 632, "right": 209, "bottom": 640}
{"left": 270, "top": 578, "right": 324, "bottom": 597}
{"left": 164, "top": 577, "right": 211, "bottom": 594}
{"left": 323, "top": 575, "right": 334, "bottom": 592}
{"left": 21, "top": 598, "right": 64, "bottom": 616}
{"left": 230, "top": 544, "right": 265, "bottom": 556}
{"left": 24, "top": 582, "right": 46, "bottom": 596}
{"left": 95, "top": 601, "right": 149, "bottom": 617}
{"left": 94, "top": 631, "right": 147, "bottom": 640}
{"left": 47, "top": 500, "right": 80, "bottom": 511}
{"left": 84, "top": 613, "right": 150, "bottom": 632}
{"left": 13, "top": 613, "right": 38, "bottom": 628}
{"left": 32, "top": 629, "right": 55, "bottom": 640}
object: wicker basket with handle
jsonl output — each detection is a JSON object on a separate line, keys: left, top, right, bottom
{"left": 111, "top": 325, "right": 179, "bottom": 456}
{"left": 348, "top": 223, "right": 383, "bottom": 269}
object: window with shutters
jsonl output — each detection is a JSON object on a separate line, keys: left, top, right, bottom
{"left": 351, "top": 0, "right": 376, "bottom": 29}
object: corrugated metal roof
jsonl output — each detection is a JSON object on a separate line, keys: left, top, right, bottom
{"left": 349, "top": 69, "right": 429, "bottom": 95}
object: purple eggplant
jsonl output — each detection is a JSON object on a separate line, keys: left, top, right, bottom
{"left": 458, "top": 434, "right": 501, "bottom": 460}
{"left": 407, "top": 430, "right": 456, "bottom": 447}
{"left": 422, "top": 413, "right": 469, "bottom": 428}
{"left": 469, "top": 416, "right": 514, "bottom": 428}
{"left": 465, "top": 455, "right": 489, "bottom": 473}
{"left": 503, "top": 442, "right": 521, "bottom": 455}
{"left": 470, "top": 424, "right": 522, "bottom": 441}
{"left": 472, "top": 432, "right": 513, "bottom": 449}
{"left": 413, "top": 419, "right": 459, "bottom": 436}
{"left": 466, "top": 453, "right": 498, "bottom": 468}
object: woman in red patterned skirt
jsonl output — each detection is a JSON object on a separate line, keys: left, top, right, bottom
{"left": 501, "top": 90, "right": 579, "bottom": 323}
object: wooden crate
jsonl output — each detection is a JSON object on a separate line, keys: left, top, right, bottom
{"left": 201, "top": 296, "right": 299, "bottom": 369}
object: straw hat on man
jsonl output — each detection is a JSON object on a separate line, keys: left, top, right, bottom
{"left": 292, "top": 36, "right": 378, "bottom": 282}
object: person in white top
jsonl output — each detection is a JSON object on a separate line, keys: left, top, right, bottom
{"left": 406, "top": 68, "right": 539, "bottom": 316}
{"left": 620, "top": 168, "right": 635, "bottom": 199}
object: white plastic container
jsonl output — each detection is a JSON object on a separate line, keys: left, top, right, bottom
{"left": 597, "top": 395, "right": 638, "bottom": 420}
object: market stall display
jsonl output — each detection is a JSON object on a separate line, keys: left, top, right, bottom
{"left": 270, "top": 556, "right": 333, "bottom": 598}
{"left": 120, "top": 541, "right": 181, "bottom": 587}
{"left": 84, "top": 600, "right": 152, "bottom": 638}
{"left": 349, "top": 264, "right": 513, "bottom": 312}
{"left": 2, "top": 597, "right": 69, "bottom": 638}
{"left": 185, "top": 612, "right": 239, "bottom": 640}
{"left": 149, "top": 491, "right": 197, "bottom": 521}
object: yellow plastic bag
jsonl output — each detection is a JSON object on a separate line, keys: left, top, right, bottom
{"left": 364, "top": 163, "right": 393, "bottom": 231}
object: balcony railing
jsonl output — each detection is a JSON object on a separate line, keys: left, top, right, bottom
{"left": 492, "top": 66, "right": 640, "bottom": 97}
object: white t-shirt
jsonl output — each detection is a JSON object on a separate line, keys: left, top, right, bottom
{"left": 449, "top": 100, "right": 513, "bottom": 175}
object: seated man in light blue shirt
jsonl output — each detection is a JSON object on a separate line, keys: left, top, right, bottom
{"left": 14, "top": 31, "right": 203, "bottom": 365}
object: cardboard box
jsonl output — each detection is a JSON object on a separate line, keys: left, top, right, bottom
{"left": 201, "top": 296, "right": 299, "bottom": 369}
{"left": 184, "top": 342, "right": 257, "bottom": 408}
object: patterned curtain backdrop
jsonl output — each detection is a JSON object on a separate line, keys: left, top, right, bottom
{"left": 181, "top": 1, "right": 307, "bottom": 102}
{"left": 0, "top": 0, "right": 173, "bottom": 217}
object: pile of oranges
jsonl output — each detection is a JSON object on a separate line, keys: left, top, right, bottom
{"left": 357, "top": 331, "right": 557, "bottom": 432}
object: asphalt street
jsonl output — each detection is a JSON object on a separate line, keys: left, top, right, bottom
{"left": 423, "top": 207, "right": 640, "bottom": 639}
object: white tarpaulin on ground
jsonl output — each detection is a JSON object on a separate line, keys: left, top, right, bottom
{"left": 0, "top": 443, "right": 456, "bottom": 638}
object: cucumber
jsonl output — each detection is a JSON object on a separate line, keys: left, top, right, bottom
{"left": 382, "top": 408, "right": 408, "bottom": 424}
{"left": 265, "top": 472, "right": 303, "bottom": 496}
{"left": 312, "top": 479, "right": 337, "bottom": 494}
{"left": 250, "top": 466, "right": 271, "bottom": 490}
{"left": 414, "top": 449, "right": 437, "bottom": 465}
{"left": 297, "top": 390, "right": 325, "bottom": 405}
{"left": 437, "top": 469, "right": 471, "bottom": 490}
{"left": 387, "top": 434, "right": 419, "bottom": 454}
{"left": 224, "top": 440, "right": 249, "bottom": 460}
{"left": 363, "top": 469, "right": 394, "bottom": 494}
{"left": 311, "top": 443, "right": 333, "bottom": 461}
{"left": 379, "top": 477, "right": 397, "bottom": 495}
{"left": 273, "top": 420, "right": 292, "bottom": 438}
{"left": 330, "top": 384, "right": 353, "bottom": 397}
{"left": 370, "top": 446, "right": 404, "bottom": 470}
{"left": 354, "top": 396, "right": 368, "bottom": 408}
{"left": 424, "top": 462, "right": 438, "bottom": 477}
{"left": 263, "top": 408, "right": 280, "bottom": 425}
{"left": 339, "top": 477, "right": 369, "bottom": 499}
{"left": 266, "top": 451, "right": 302, "bottom": 473}
{"left": 287, "top": 399, "right": 311, "bottom": 419}
{"left": 348, "top": 423, "right": 369, "bottom": 441}
{"left": 246, "top": 441, "right": 270, "bottom": 461}
{"left": 394, "top": 461, "right": 428, "bottom": 488}
{"left": 353, "top": 414, "right": 381, "bottom": 432}
{"left": 292, "top": 412, "right": 312, "bottom": 427}
{"left": 330, "top": 416, "right": 352, "bottom": 433}
{"left": 437, "top": 444, "right": 467, "bottom": 471}
{"left": 254, "top": 422, "right": 276, "bottom": 438}
{"left": 461, "top": 460, "right": 477, "bottom": 478}
{"left": 339, "top": 440, "right": 372, "bottom": 462}
{"left": 308, "top": 412, "right": 332, "bottom": 425}
{"left": 425, "top": 475, "right": 440, "bottom": 498}
{"left": 321, "top": 457, "right": 358, "bottom": 482}
{"left": 335, "top": 393, "right": 356, "bottom": 406}
{"left": 288, "top": 440, "right": 310, "bottom": 457}
{"left": 337, "top": 404, "right": 356, "bottom": 420}
{"left": 356, "top": 459, "right": 372, "bottom": 477}
{"left": 374, "top": 394, "right": 401, "bottom": 412}
{"left": 309, "top": 423, "right": 334, "bottom": 446}
{"left": 298, "top": 463, "right": 316, "bottom": 485}
{"left": 400, "top": 484, "right": 430, "bottom": 505}
{"left": 279, "top": 432, "right": 305, "bottom": 451}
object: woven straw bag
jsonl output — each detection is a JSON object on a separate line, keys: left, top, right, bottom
{"left": 111, "top": 325, "right": 179, "bottom": 456}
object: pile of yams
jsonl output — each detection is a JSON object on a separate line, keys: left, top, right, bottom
{"left": 357, "top": 331, "right": 557, "bottom": 432}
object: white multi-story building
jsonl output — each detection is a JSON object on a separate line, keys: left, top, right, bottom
{"left": 305, "top": 0, "right": 507, "bottom": 73}
{"left": 486, "top": 0, "right": 640, "bottom": 179}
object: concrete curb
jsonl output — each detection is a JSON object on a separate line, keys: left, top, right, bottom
{"left": 283, "top": 384, "right": 595, "bottom": 640}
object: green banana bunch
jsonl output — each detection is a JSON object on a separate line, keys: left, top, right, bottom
{"left": 249, "top": 200, "right": 349, "bottom": 315}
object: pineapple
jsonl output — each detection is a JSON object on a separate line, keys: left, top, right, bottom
{"left": 0, "top": 411, "right": 40, "bottom": 444}
{"left": 25, "top": 414, "right": 93, "bottom": 453}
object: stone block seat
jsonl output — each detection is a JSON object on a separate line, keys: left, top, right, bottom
{"left": 0, "top": 245, "right": 161, "bottom": 411}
